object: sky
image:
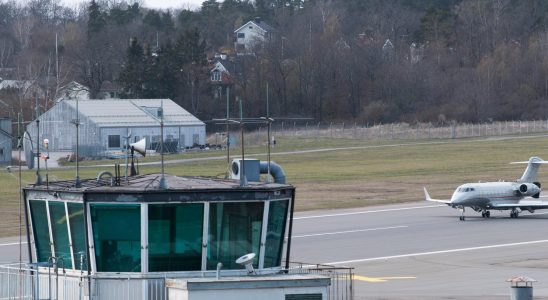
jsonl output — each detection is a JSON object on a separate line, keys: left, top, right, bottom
{"left": 56, "top": 0, "right": 205, "bottom": 10}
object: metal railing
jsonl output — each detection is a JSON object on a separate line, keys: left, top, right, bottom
{"left": 288, "top": 262, "right": 354, "bottom": 300}
{"left": 0, "top": 262, "right": 353, "bottom": 300}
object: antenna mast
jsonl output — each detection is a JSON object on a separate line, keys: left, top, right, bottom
{"left": 74, "top": 98, "right": 81, "bottom": 187}
{"left": 238, "top": 97, "right": 246, "bottom": 186}
{"left": 226, "top": 86, "right": 230, "bottom": 178}
{"left": 159, "top": 100, "right": 166, "bottom": 189}
{"left": 266, "top": 83, "right": 271, "bottom": 182}
{"left": 35, "top": 98, "right": 42, "bottom": 185}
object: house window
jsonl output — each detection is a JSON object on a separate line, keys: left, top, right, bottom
{"left": 108, "top": 135, "right": 120, "bottom": 148}
{"left": 211, "top": 70, "right": 221, "bottom": 81}
{"left": 0, "top": 148, "right": 3, "bottom": 156}
{"left": 237, "top": 32, "right": 245, "bottom": 38}
{"left": 249, "top": 26, "right": 253, "bottom": 29}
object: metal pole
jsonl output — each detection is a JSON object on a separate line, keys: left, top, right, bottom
{"left": 239, "top": 97, "right": 246, "bottom": 186}
{"left": 266, "top": 83, "right": 271, "bottom": 182}
{"left": 226, "top": 86, "right": 230, "bottom": 178}
{"left": 159, "top": 100, "right": 166, "bottom": 189}
{"left": 35, "top": 100, "right": 42, "bottom": 185}
{"left": 75, "top": 97, "right": 81, "bottom": 187}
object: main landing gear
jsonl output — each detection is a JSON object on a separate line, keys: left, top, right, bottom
{"left": 481, "top": 211, "right": 491, "bottom": 218}
{"left": 510, "top": 209, "right": 520, "bottom": 218}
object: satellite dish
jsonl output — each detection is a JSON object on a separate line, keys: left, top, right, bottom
{"left": 23, "top": 131, "right": 34, "bottom": 170}
{"left": 130, "top": 138, "right": 147, "bottom": 157}
{"left": 235, "top": 253, "right": 256, "bottom": 274}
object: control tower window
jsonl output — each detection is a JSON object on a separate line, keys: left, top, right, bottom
{"left": 207, "top": 202, "right": 264, "bottom": 270}
{"left": 49, "top": 201, "right": 73, "bottom": 268}
{"left": 30, "top": 200, "right": 52, "bottom": 262}
{"left": 264, "top": 200, "right": 289, "bottom": 268}
{"left": 91, "top": 204, "right": 141, "bottom": 272}
{"left": 148, "top": 203, "right": 204, "bottom": 271}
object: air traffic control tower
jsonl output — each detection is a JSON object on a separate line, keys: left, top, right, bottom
{"left": 15, "top": 159, "right": 339, "bottom": 299}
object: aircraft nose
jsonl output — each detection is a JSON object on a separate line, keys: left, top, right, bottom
{"left": 451, "top": 194, "right": 464, "bottom": 205}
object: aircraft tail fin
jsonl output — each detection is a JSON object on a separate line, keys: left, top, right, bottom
{"left": 423, "top": 187, "right": 451, "bottom": 204}
{"left": 511, "top": 157, "right": 548, "bottom": 183}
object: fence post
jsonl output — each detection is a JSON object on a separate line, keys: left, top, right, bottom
{"left": 293, "top": 121, "right": 297, "bottom": 136}
{"left": 317, "top": 122, "right": 320, "bottom": 137}
{"left": 305, "top": 122, "right": 308, "bottom": 136}
{"left": 330, "top": 122, "right": 333, "bottom": 138}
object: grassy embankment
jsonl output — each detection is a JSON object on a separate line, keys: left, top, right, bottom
{"left": 1, "top": 134, "right": 548, "bottom": 237}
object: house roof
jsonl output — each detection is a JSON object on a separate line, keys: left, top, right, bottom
{"left": 0, "top": 80, "right": 34, "bottom": 91}
{"left": 234, "top": 19, "right": 275, "bottom": 34}
{"left": 63, "top": 99, "right": 204, "bottom": 127}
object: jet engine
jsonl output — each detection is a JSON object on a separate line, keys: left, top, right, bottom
{"left": 517, "top": 183, "right": 541, "bottom": 198}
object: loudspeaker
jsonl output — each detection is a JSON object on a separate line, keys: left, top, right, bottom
{"left": 130, "top": 138, "right": 147, "bottom": 157}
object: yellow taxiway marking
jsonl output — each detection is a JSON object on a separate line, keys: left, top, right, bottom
{"left": 354, "top": 275, "right": 416, "bottom": 283}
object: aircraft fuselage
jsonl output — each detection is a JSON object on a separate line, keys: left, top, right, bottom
{"left": 449, "top": 182, "right": 539, "bottom": 208}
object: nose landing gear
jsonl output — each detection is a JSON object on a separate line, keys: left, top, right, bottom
{"left": 459, "top": 207, "right": 465, "bottom": 221}
{"left": 481, "top": 210, "right": 491, "bottom": 218}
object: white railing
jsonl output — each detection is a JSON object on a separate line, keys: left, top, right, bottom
{"left": 0, "top": 262, "right": 353, "bottom": 300}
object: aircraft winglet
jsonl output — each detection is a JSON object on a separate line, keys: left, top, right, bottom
{"left": 423, "top": 187, "right": 451, "bottom": 204}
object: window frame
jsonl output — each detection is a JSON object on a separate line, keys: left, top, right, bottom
{"left": 107, "top": 135, "right": 121, "bottom": 149}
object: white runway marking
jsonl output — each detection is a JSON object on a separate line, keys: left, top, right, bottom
{"left": 294, "top": 205, "right": 444, "bottom": 220}
{"left": 0, "top": 242, "right": 27, "bottom": 247}
{"left": 324, "top": 239, "right": 548, "bottom": 265}
{"left": 293, "top": 225, "right": 408, "bottom": 238}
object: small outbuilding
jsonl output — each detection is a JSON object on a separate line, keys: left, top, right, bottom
{"left": 0, "top": 118, "right": 12, "bottom": 164}
{"left": 26, "top": 98, "right": 205, "bottom": 156}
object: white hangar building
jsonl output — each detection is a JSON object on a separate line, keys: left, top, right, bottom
{"left": 26, "top": 99, "right": 205, "bottom": 155}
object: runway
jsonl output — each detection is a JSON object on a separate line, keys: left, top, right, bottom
{"left": 291, "top": 202, "right": 548, "bottom": 299}
{"left": 2, "top": 202, "right": 548, "bottom": 299}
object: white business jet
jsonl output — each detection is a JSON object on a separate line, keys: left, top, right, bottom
{"left": 424, "top": 157, "right": 548, "bottom": 221}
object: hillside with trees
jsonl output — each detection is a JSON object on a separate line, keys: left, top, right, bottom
{"left": 1, "top": 0, "right": 548, "bottom": 124}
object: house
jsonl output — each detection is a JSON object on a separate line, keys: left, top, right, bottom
{"left": 56, "top": 81, "right": 90, "bottom": 102}
{"left": 26, "top": 99, "right": 205, "bottom": 156}
{"left": 0, "top": 118, "right": 12, "bottom": 164}
{"left": 234, "top": 17, "right": 275, "bottom": 55}
{"left": 210, "top": 54, "right": 234, "bottom": 88}
{"left": 98, "top": 81, "right": 123, "bottom": 99}
{"left": 0, "top": 79, "right": 44, "bottom": 99}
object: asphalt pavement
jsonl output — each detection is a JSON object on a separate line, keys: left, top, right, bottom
{"left": 3, "top": 202, "right": 548, "bottom": 299}
{"left": 291, "top": 202, "right": 548, "bottom": 299}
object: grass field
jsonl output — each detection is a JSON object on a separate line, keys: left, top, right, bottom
{"left": 2, "top": 134, "right": 548, "bottom": 237}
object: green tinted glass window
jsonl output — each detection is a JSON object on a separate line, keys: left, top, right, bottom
{"left": 148, "top": 203, "right": 204, "bottom": 271}
{"left": 67, "top": 203, "right": 87, "bottom": 270}
{"left": 49, "top": 202, "right": 72, "bottom": 268}
{"left": 264, "top": 200, "right": 289, "bottom": 268}
{"left": 29, "top": 200, "right": 52, "bottom": 262}
{"left": 207, "top": 202, "right": 264, "bottom": 270}
{"left": 91, "top": 204, "right": 141, "bottom": 272}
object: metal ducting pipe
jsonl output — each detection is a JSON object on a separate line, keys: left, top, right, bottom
{"left": 259, "top": 161, "right": 286, "bottom": 184}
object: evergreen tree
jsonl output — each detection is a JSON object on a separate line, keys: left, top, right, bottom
{"left": 118, "top": 38, "right": 146, "bottom": 98}
{"left": 87, "top": 0, "right": 105, "bottom": 38}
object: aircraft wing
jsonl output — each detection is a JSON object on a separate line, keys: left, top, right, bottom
{"left": 423, "top": 187, "right": 452, "bottom": 205}
{"left": 490, "top": 199, "right": 548, "bottom": 209}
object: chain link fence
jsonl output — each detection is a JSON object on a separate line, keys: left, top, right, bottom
{"left": 268, "top": 120, "right": 548, "bottom": 140}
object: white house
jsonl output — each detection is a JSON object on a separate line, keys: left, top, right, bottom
{"left": 56, "top": 81, "right": 90, "bottom": 102}
{"left": 26, "top": 99, "right": 205, "bottom": 156}
{"left": 234, "top": 17, "right": 275, "bottom": 55}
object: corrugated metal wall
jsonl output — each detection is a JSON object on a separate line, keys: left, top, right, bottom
{"left": 26, "top": 101, "right": 206, "bottom": 156}
{"left": 26, "top": 101, "right": 100, "bottom": 152}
